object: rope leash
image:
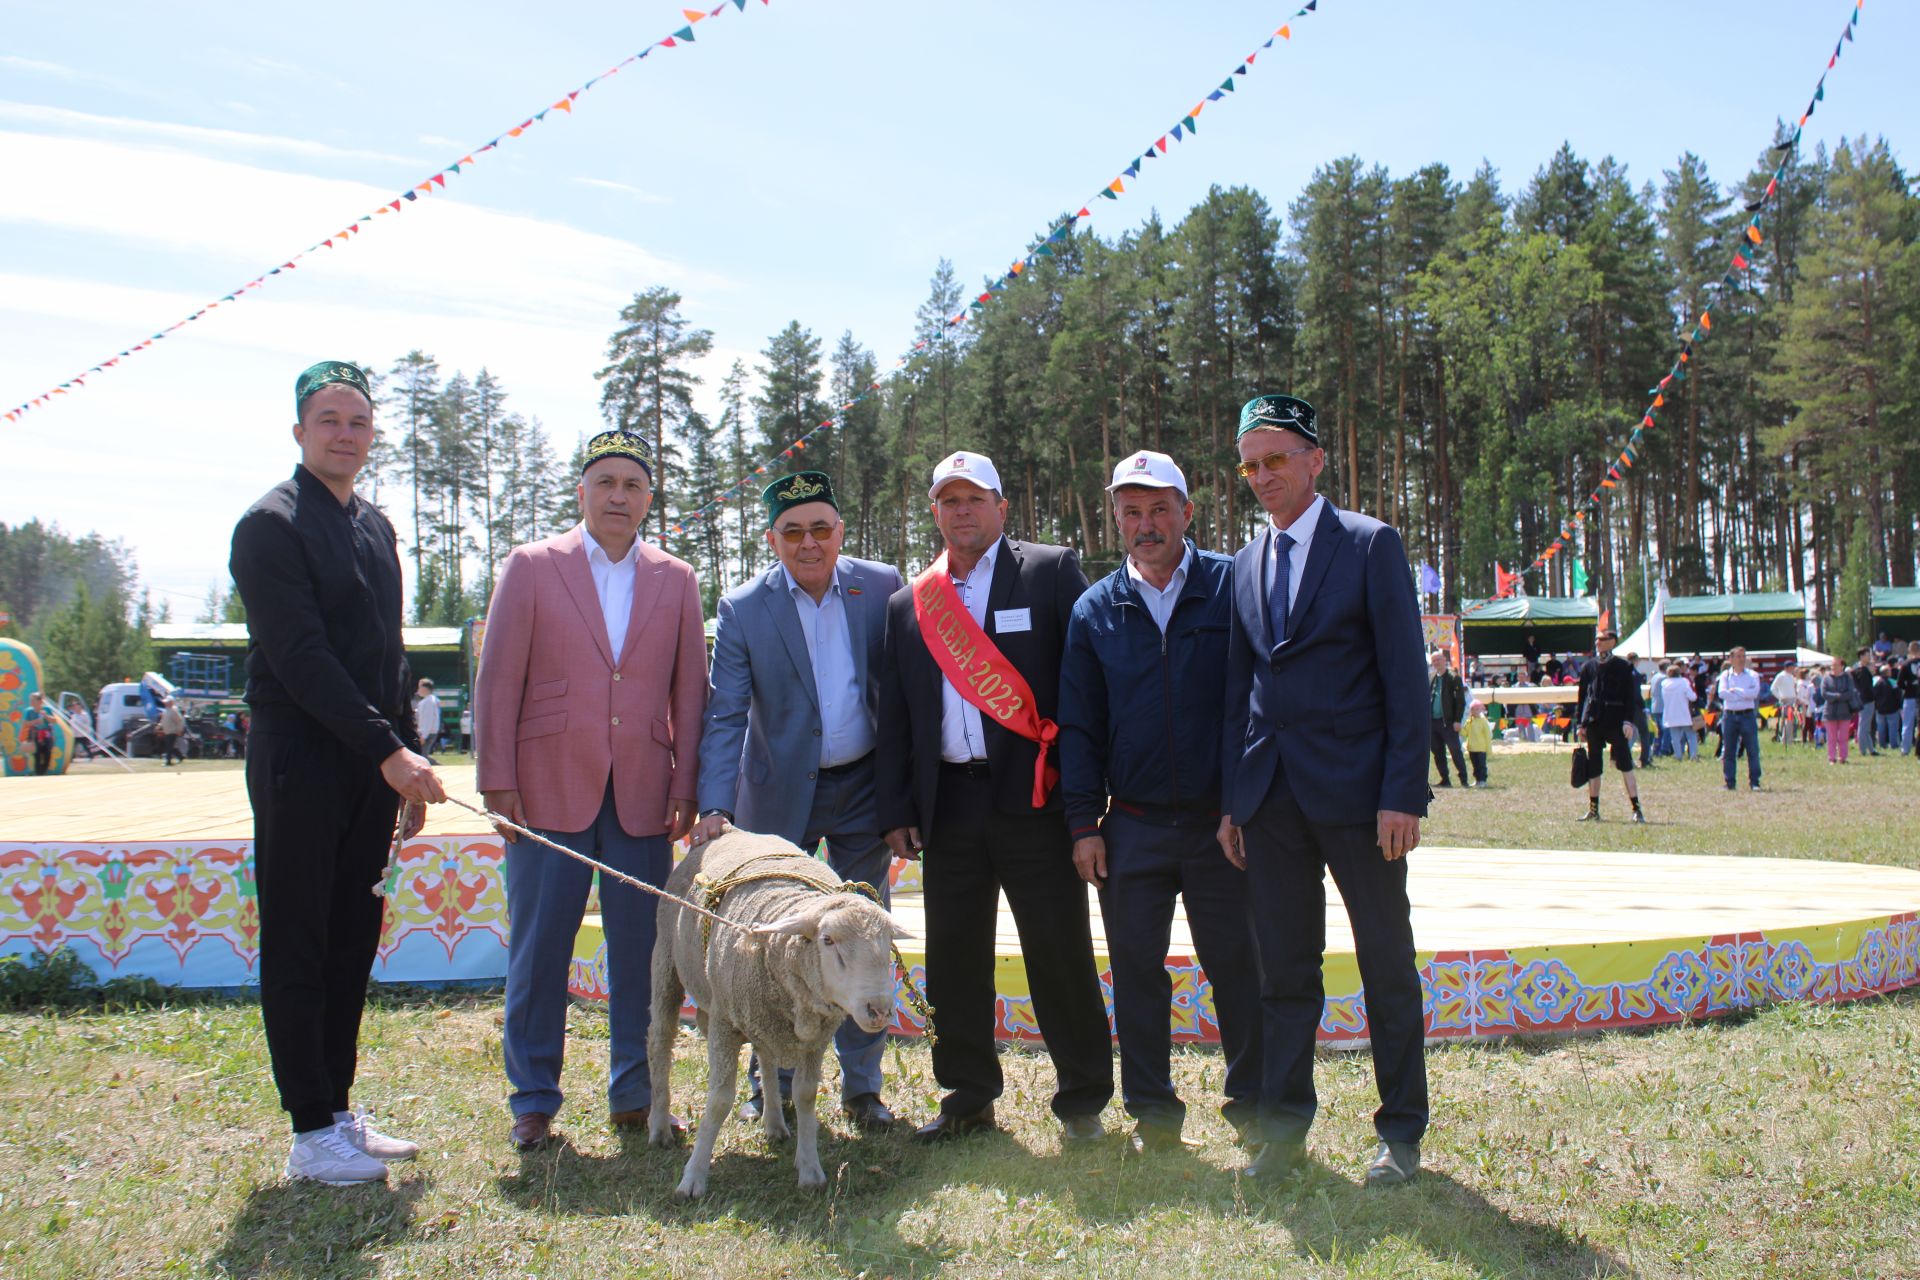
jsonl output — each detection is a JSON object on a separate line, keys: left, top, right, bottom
{"left": 371, "top": 796, "right": 936, "bottom": 1039}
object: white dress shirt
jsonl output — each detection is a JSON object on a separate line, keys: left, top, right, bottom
{"left": 581, "top": 523, "right": 640, "bottom": 658}
{"left": 1126, "top": 543, "right": 1193, "bottom": 634}
{"left": 782, "top": 563, "right": 874, "bottom": 768}
{"left": 1717, "top": 668, "right": 1762, "bottom": 711}
{"left": 939, "top": 537, "right": 1001, "bottom": 763}
{"left": 1268, "top": 493, "right": 1326, "bottom": 621}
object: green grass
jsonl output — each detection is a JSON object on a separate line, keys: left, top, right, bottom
{"left": 3, "top": 750, "right": 1918, "bottom": 1278}
{"left": 1423, "top": 738, "right": 1920, "bottom": 868}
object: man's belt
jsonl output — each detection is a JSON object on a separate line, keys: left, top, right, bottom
{"left": 940, "top": 758, "right": 991, "bottom": 779}
{"left": 912, "top": 552, "right": 1058, "bottom": 807}
{"left": 819, "top": 752, "right": 873, "bottom": 778}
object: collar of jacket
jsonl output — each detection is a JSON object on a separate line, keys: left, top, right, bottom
{"left": 1110, "top": 540, "right": 1205, "bottom": 612}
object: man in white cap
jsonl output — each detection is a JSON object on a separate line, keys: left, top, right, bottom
{"left": 1057, "top": 450, "right": 1260, "bottom": 1153}
{"left": 876, "top": 451, "right": 1114, "bottom": 1144}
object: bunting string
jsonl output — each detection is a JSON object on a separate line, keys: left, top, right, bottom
{"left": 667, "top": 2, "right": 1328, "bottom": 533}
{"left": 3, "top": 2, "right": 764, "bottom": 425}
{"left": 1475, "top": 0, "right": 1867, "bottom": 612}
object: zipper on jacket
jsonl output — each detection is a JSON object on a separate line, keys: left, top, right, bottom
{"left": 1160, "top": 599, "right": 1180, "bottom": 808}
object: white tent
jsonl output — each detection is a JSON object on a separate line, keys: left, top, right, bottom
{"left": 1616, "top": 582, "right": 1669, "bottom": 657}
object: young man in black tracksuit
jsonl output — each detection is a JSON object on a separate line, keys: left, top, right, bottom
{"left": 1058, "top": 449, "right": 1260, "bottom": 1153}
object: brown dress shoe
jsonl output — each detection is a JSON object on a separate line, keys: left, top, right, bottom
{"left": 511, "top": 1112, "right": 554, "bottom": 1151}
{"left": 610, "top": 1106, "right": 688, "bottom": 1137}
{"left": 912, "top": 1105, "right": 996, "bottom": 1143}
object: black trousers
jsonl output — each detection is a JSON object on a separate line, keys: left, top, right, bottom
{"left": 1428, "top": 719, "right": 1467, "bottom": 783}
{"left": 1243, "top": 779, "right": 1428, "bottom": 1147}
{"left": 1097, "top": 809, "right": 1259, "bottom": 1134}
{"left": 247, "top": 730, "right": 399, "bottom": 1134}
{"left": 923, "top": 767, "right": 1113, "bottom": 1119}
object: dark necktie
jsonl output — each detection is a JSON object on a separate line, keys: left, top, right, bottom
{"left": 1269, "top": 529, "right": 1295, "bottom": 645}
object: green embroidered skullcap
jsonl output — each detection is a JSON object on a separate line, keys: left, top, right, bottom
{"left": 581, "top": 428, "right": 654, "bottom": 481}
{"left": 1237, "top": 393, "right": 1317, "bottom": 444}
{"left": 295, "top": 360, "right": 372, "bottom": 414}
{"left": 762, "top": 471, "right": 838, "bottom": 524}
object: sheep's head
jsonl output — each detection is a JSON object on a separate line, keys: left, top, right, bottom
{"left": 753, "top": 895, "right": 912, "bottom": 1033}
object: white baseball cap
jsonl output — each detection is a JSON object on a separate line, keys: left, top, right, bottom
{"left": 1106, "top": 449, "right": 1187, "bottom": 494}
{"left": 928, "top": 450, "right": 1004, "bottom": 499}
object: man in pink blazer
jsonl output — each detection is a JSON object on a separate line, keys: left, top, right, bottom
{"left": 476, "top": 428, "right": 706, "bottom": 1150}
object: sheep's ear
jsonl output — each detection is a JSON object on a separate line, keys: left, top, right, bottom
{"left": 751, "top": 915, "right": 819, "bottom": 939}
{"left": 889, "top": 920, "right": 918, "bottom": 941}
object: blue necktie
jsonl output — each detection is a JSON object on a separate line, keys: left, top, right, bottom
{"left": 1269, "top": 529, "right": 1294, "bottom": 645}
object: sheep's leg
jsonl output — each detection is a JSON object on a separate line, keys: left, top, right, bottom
{"left": 647, "top": 927, "right": 686, "bottom": 1149}
{"left": 675, "top": 1018, "right": 743, "bottom": 1200}
{"left": 757, "top": 1045, "right": 792, "bottom": 1144}
{"left": 792, "top": 1046, "right": 827, "bottom": 1191}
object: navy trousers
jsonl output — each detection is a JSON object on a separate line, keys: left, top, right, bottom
{"left": 747, "top": 759, "right": 893, "bottom": 1105}
{"left": 1097, "top": 808, "right": 1260, "bottom": 1135}
{"left": 1242, "top": 780, "right": 1429, "bottom": 1148}
{"left": 503, "top": 781, "right": 670, "bottom": 1118}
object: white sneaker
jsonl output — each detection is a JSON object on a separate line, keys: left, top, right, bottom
{"left": 334, "top": 1110, "right": 420, "bottom": 1162}
{"left": 286, "top": 1125, "right": 390, "bottom": 1186}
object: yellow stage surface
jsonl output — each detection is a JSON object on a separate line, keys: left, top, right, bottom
{"left": 7, "top": 764, "right": 1919, "bottom": 1044}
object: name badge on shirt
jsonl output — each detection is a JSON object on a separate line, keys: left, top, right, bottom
{"left": 993, "top": 607, "right": 1032, "bottom": 634}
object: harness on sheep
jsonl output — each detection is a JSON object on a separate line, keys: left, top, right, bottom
{"left": 691, "top": 855, "right": 937, "bottom": 1047}
{"left": 392, "top": 798, "right": 935, "bottom": 1044}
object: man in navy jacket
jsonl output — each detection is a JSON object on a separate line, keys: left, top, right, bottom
{"left": 1218, "top": 394, "right": 1431, "bottom": 1187}
{"left": 1058, "top": 449, "right": 1260, "bottom": 1153}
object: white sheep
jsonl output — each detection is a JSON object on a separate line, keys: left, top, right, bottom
{"left": 648, "top": 828, "right": 909, "bottom": 1199}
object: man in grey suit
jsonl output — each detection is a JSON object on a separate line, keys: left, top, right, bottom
{"left": 689, "top": 470, "right": 905, "bottom": 1131}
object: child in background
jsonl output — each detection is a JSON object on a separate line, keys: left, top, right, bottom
{"left": 1463, "top": 699, "right": 1493, "bottom": 788}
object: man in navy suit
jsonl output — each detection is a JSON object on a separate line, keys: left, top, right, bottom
{"left": 691, "top": 471, "right": 905, "bottom": 1131}
{"left": 1218, "top": 394, "right": 1431, "bottom": 1187}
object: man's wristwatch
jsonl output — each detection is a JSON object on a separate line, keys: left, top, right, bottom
{"left": 699, "top": 808, "right": 734, "bottom": 824}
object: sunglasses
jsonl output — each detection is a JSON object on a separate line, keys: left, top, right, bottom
{"left": 1235, "top": 445, "right": 1316, "bottom": 478}
{"left": 776, "top": 522, "right": 840, "bottom": 545}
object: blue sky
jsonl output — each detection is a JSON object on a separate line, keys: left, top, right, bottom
{"left": 3, "top": 0, "right": 1914, "bottom": 610}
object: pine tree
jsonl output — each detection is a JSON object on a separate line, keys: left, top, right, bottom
{"left": 596, "top": 288, "right": 714, "bottom": 539}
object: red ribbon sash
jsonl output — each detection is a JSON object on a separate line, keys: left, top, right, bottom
{"left": 912, "top": 552, "right": 1059, "bottom": 807}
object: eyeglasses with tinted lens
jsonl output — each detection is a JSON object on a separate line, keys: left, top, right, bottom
{"left": 1235, "top": 446, "right": 1316, "bottom": 479}
{"left": 777, "top": 522, "right": 840, "bottom": 545}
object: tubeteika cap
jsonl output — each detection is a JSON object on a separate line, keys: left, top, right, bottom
{"left": 295, "top": 360, "right": 372, "bottom": 414}
{"left": 581, "top": 428, "right": 654, "bottom": 481}
{"left": 762, "top": 470, "right": 838, "bottom": 523}
{"left": 1237, "top": 393, "right": 1317, "bottom": 444}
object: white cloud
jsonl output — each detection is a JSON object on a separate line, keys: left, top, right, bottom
{"left": 0, "top": 55, "right": 76, "bottom": 79}
{"left": 0, "top": 129, "right": 743, "bottom": 604}
{"left": 0, "top": 102, "right": 417, "bottom": 166}
{"left": 575, "top": 177, "right": 670, "bottom": 204}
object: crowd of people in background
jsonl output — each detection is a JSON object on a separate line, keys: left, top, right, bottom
{"left": 1443, "top": 632, "right": 1920, "bottom": 808}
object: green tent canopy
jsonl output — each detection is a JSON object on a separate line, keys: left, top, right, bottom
{"left": 1870, "top": 586, "right": 1920, "bottom": 641}
{"left": 1662, "top": 592, "right": 1803, "bottom": 654}
{"left": 1459, "top": 597, "right": 1599, "bottom": 658}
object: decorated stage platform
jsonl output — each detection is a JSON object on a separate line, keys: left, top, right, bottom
{"left": 5, "top": 765, "right": 1918, "bottom": 1045}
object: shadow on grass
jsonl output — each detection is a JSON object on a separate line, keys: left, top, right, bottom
{"left": 488, "top": 1112, "right": 1635, "bottom": 1278}
{"left": 209, "top": 1172, "right": 429, "bottom": 1279}
{"left": 1253, "top": 1162, "right": 1638, "bottom": 1279}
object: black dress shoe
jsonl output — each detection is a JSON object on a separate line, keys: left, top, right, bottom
{"left": 1060, "top": 1114, "right": 1106, "bottom": 1145}
{"left": 844, "top": 1093, "right": 898, "bottom": 1132}
{"left": 1243, "top": 1140, "right": 1307, "bottom": 1180}
{"left": 912, "top": 1106, "right": 996, "bottom": 1143}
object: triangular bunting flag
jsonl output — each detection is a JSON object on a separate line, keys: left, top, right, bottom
{"left": 674, "top": 25, "right": 695, "bottom": 41}
{"left": 1278, "top": 24, "right": 1290, "bottom": 38}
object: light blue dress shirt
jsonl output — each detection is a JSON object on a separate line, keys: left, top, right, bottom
{"left": 782, "top": 562, "right": 874, "bottom": 768}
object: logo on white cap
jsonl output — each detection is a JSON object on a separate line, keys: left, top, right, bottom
{"left": 1106, "top": 449, "right": 1187, "bottom": 494}
{"left": 929, "top": 451, "right": 1004, "bottom": 499}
